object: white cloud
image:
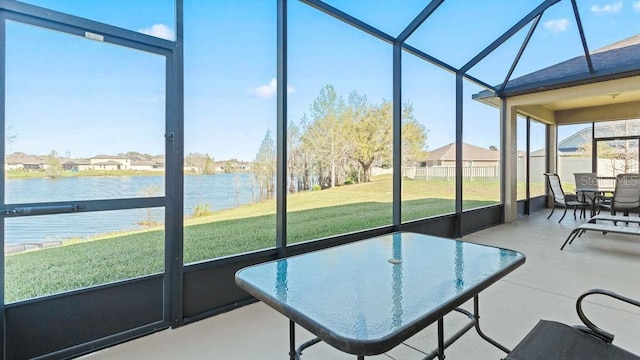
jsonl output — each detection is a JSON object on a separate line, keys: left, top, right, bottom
{"left": 633, "top": 1, "right": 640, "bottom": 11}
{"left": 543, "top": 18, "right": 569, "bottom": 33}
{"left": 590, "top": 1, "right": 623, "bottom": 14}
{"left": 248, "top": 78, "right": 294, "bottom": 98}
{"left": 138, "top": 24, "right": 175, "bottom": 40}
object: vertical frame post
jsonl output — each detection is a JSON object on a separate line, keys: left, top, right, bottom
{"left": 392, "top": 44, "right": 402, "bottom": 229}
{"left": 0, "top": 10, "right": 6, "bottom": 360}
{"left": 591, "top": 124, "right": 597, "bottom": 172}
{"left": 526, "top": 116, "right": 531, "bottom": 215}
{"left": 276, "top": 0, "right": 288, "bottom": 256}
{"left": 455, "top": 74, "right": 463, "bottom": 237}
{"left": 168, "top": 0, "right": 185, "bottom": 328}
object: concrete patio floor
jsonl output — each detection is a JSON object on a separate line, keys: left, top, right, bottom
{"left": 81, "top": 210, "right": 640, "bottom": 359}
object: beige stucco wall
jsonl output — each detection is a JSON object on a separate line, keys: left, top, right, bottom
{"left": 501, "top": 76, "right": 640, "bottom": 222}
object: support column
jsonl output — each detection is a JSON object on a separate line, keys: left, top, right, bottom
{"left": 547, "top": 124, "right": 558, "bottom": 208}
{"left": 503, "top": 101, "right": 518, "bottom": 223}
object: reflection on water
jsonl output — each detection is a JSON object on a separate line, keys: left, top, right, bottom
{"left": 5, "top": 174, "right": 259, "bottom": 245}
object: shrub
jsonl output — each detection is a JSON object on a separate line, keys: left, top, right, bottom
{"left": 311, "top": 184, "right": 321, "bottom": 191}
{"left": 344, "top": 180, "right": 354, "bottom": 185}
{"left": 192, "top": 203, "right": 213, "bottom": 217}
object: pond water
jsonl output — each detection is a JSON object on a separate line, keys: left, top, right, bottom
{"left": 5, "top": 173, "right": 262, "bottom": 245}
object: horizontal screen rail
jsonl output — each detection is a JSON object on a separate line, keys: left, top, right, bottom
{"left": 4, "top": 204, "right": 85, "bottom": 216}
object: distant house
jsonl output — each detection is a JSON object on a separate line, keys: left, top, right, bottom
{"left": 131, "top": 160, "right": 165, "bottom": 171}
{"left": 5, "top": 152, "right": 44, "bottom": 171}
{"left": 212, "top": 161, "right": 252, "bottom": 173}
{"left": 233, "top": 163, "right": 251, "bottom": 171}
{"left": 555, "top": 120, "right": 640, "bottom": 156}
{"left": 90, "top": 155, "right": 131, "bottom": 170}
{"left": 421, "top": 143, "right": 500, "bottom": 167}
{"left": 61, "top": 159, "right": 92, "bottom": 171}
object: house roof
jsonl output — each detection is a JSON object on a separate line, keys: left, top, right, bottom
{"left": 498, "top": 33, "right": 640, "bottom": 96}
{"left": 554, "top": 120, "right": 640, "bottom": 155}
{"left": 61, "top": 159, "right": 91, "bottom": 165}
{"left": 94, "top": 160, "right": 124, "bottom": 166}
{"left": 425, "top": 143, "right": 500, "bottom": 161}
{"left": 5, "top": 152, "right": 43, "bottom": 165}
{"left": 92, "top": 154, "right": 128, "bottom": 160}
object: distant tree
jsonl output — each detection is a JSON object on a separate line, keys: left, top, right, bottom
{"left": 302, "top": 85, "right": 352, "bottom": 188}
{"left": 204, "top": 157, "right": 216, "bottom": 174}
{"left": 350, "top": 98, "right": 428, "bottom": 181}
{"left": 298, "top": 115, "right": 315, "bottom": 191}
{"left": 120, "top": 151, "right": 151, "bottom": 161}
{"left": 6, "top": 123, "right": 17, "bottom": 149}
{"left": 254, "top": 130, "right": 276, "bottom": 197}
{"left": 349, "top": 93, "right": 392, "bottom": 182}
{"left": 401, "top": 101, "right": 428, "bottom": 175}
{"left": 233, "top": 172, "right": 242, "bottom": 206}
{"left": 45, "top": 150, "right": 63, "bottom": 178}
{"left": 287, "top": 121, "right": 303, "bottom": 193}
{"left": 139, "top": 184, "right": 162, "bottom": 227}
{"left": 489, "top": 145, "right": 498, "bottom": 151}
{"left": 185, "top": 153, "right": 215, "bottom": 174}
{"left": 296, "top": 85, "right": 429, "bottom": 187}
{"left": 224, "top": 160, "right": 233, "bottom": 173}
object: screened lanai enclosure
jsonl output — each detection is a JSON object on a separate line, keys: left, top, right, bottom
{"left": 2, "top": 0, "right": 640, "bottom": 359}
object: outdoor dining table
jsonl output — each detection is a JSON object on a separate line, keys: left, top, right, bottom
{"left": 575, "top": 180, "right": 616, "bottom": 217}
{"left": 235, "top": 231, "right": 526, "bottom": 359}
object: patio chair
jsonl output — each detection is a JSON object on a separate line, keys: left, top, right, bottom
{"left": 544, "top": 173, "right": 590, "bottom": 222}
{"left": 505, "top": 289, "right": 640, "bottom": 360}
{"left": 598, "top": 173, "right": 640, "bottom": 217}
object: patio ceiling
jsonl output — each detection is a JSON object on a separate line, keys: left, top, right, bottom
{"left": 543, "top": 89, "right": 640, "bottom": 111}
{"left": 476, "top": 77, "right": 640, "bottom": 125}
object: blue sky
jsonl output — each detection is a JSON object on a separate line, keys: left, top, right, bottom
{"left": 6, "top": 0, "right": 640, "bottom": 160}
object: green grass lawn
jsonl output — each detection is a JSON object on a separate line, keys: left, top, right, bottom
{"left": 5, "top": 175, "right": 502, "bottom": 302}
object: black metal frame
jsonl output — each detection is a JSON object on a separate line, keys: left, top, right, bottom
{"left": 276, "top": 0, "right": 288, "bottom": 257}
{"left": 517, "top": 116, "right": 550, "bottom": 218}
{"left": 576, "top": 289, "right": 640, "bottom": 343}
{"left": 0, "top": 1, "right": 181, "bottom": 358}
{"left": 506, "top": 289, "right": 640, "bottom": 360}
{"left": 287, "top": 295, "right": 510, "bottom": 360}
{"left": 0, "top": 0, "right": 618, "bottom": 358}
{"left": 593, "top": 135, "right": 640, "bottom": 176}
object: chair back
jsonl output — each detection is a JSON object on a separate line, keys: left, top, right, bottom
{"left": 545, "top": 173, "right": 566, "bottom": 204}
{"left": 613, "top": 173, "right": 640, "bottom": 211}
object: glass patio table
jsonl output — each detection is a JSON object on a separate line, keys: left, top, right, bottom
{"left": 235, "top": 231, "right": 526, "bottom": 359}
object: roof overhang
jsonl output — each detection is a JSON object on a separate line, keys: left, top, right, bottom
{"left": 473, "top": 74, "right": 640, "bottom": 125}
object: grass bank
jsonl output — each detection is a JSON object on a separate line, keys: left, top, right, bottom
{"left": 5, "top": 175, "right": 500, "bottom": 302}
{"left": 6, "top": 169, "right": 165, "bottom": 179}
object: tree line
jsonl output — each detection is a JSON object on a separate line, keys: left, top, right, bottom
{"left": 253, "top": 84, "right": 428, "bottom": 196}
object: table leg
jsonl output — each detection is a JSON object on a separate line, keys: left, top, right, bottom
{"left": 437, "top": 318, "right": 445, "bottom": 359}
{"left": 290, "top": 320, "right": 296, "bottom": 360}
{"left": 473, "top": 295, "right": 510, "bottom": 354}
